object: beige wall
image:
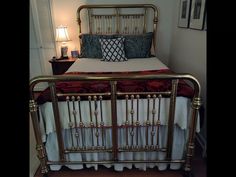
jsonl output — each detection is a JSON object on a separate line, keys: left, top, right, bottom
{"left": 169, "top": 0, "right": 207, "bottom": 139}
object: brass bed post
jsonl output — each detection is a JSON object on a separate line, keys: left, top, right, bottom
{"left": 183, "top": 81, "right": 201, "bottom": 177}
{"left": 49, "top": 82, "right": 65, "bottom": 161}
{"left": 110, "top": 81, "right": 118, "bottom": 160}
{"left": 166, "top": 79, "right": 179, "bottom": 162}
{"left": 29, "top": 100, "right": 49, "bottom": 175}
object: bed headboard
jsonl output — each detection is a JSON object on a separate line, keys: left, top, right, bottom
{"left": 76, "top": 4, "right": 158, "bottom": 51}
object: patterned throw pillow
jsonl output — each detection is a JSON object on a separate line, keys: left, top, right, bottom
{"left": 99, "top": 37, "right": 127, "bottom": 62}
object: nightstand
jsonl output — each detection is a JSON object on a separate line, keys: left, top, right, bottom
{"left": 49, "top": 57, "right": 77, "bottom": 75}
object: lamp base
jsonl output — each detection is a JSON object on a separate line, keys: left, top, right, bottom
{"left": 60, "top": 46, "right": 69, "bottom": 59}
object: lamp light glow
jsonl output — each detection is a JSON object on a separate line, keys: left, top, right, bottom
{"left": 56, "top": 25, "right": 71, "bottom": 59}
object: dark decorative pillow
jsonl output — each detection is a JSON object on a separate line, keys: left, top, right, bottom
{"left": 99, "top": 37, "right": 127, "bottom": 62}
{"left": 79, "top": 34, "right": 115, "bottom": 58}
{"left": 123, "top": 32, "right": 153, "bottom": 58}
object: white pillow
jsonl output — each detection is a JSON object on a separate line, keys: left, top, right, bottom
{"left": 99, "top": 37, "right": 127, "bottom": 62}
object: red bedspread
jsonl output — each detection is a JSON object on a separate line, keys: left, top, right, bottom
{"left": 36, "top": 69, "right": 194, "bottom": 104}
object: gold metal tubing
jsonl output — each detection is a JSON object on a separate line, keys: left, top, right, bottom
{"left": 117, "top": 91, "right": 171, "bottom": 96}
{"left": 184, "top": 97, "right": 201, "bottom": 172}
{"left": 130, "top": 95, "right": 134, "bottom": 146}
{"left": 76, "top": 4, "right": 158, "bottom": 39}
{"left": 99, "top": 96, "right": 105, "bottom": 147}
{"left": 143, "top": 8, "right": 147, "bottom": 33}
{"left": 156, "top": 94, "right": 162, "bottom": 146}
{"left": 66, "top": 96, "right": 75, "bottom": 149}
{"left": 77, "top": 96, "right": 85, "bottom": 148}
{"left": 47, "top": 159, "right": 184, "bottom": 165}
{"left": 116, "top": 8, "right": 119, "bottom": 33}
{"left": 146, "top": 95, "right": 151, "bottom": 147}
{"left": 92, "top": 14, "right": 116, "bottom": 17}
{"left": 151, "top": 95, "right": 156, "bottom": 145}
{"left": 57, "top": 92, "right": 111, "bottom": 97}
{"left": 120, "top": 14, "right": 144, "bottom": 17}
{"left": 49, "top": 82, "right": 65, "bottom": 161}
{"left": 88, "top": 96, "right": 93, "bottom": 122}
{"left": 29, "top": 74, "right": 201, "bottom": 93}
{"left": 77, "top": 96, "right": 82, "bottom": 123}
{"left": 29, "top": 100, "right": 49, "bottom": 174}
{"left": 88, "top": 9, "right": 92, "bottom": 34}
{"left": 88, "top": 96, "right": 94, "bottom": 147}
{"left": 64, "top": 149, "right": 113, "bottom": 153}
{"left": 125, "top": 95, "right": 129, "bottom": 122}
{"left": 77, "top": 4, "right": 158, "bottom": 19}
{"left": 136, "top": 95, "right": 140, "bottom": 146}
{"left": 72, "top": 96, "right": 80, "bottom": 148}
{"left": 94, "top": 96, "right": 100, "bottom": 147}
{"left": 110, "top": 81, "right": 118, "bottom": 160}
{"left": 119, "top": 147, "right": 167, "bottom": 152}
{"left": 125, "top": 95, "right": 129, "bottom": 147}
{"left": 166, "top": 79, "right": 179, "bottom": 160}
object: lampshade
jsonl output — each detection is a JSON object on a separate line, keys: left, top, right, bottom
{"left": 55, "top": 26, "right": 70, "bottom": 42}
{"left": 56, "top": 25, "right": 70, "bottom": 59}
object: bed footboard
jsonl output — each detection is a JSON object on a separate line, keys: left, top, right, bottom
{"left": 29, "top": 74, "right": 201, "bottom": 177}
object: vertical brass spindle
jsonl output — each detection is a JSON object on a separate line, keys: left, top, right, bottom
{"left": 77, "top": 96, "right": 84, "bottom": 149}
{"left": 94, "top": 16, "right": 97, "bottom": 34}
{"left": 88, "top": 9, "right": 92, "bottom": 34}
{"left": 72, "top": 96, "right": 80, "bottom": 149}
{"left": 88, "top": 96, "right": 94, "bottom": 147}
{"left": 66, "top": 96, "right": 74, "bottom": 149}
{"left": 99, "top": 96, "right": 105, "bottom": 148}
{"left": 166, "top": 79, "right": 178, "bottom": 160}
{"left": 116, "top": 8, "right": 119, "bottom": 34}
{"left": 151, "top": 95, "right": 156, "bottom": 147}
{"left": 99, "top": 16, "right": 102, "bottom": 34}
{"left": 110, "top": 81, "right": 118, "bottom": 160}
{"left": 125, "top": 95, "right": 129, "bottom": 149}
{"left": 104, "top": 16, "right": 106, "bottom": 34}
{"left": 102, "top": 16, "right": 104, "bottom": 34}
{"left": 130, "top": 95, "right": 134, "bottom": 147}
{"left": 156, "top": 94, "right": 162, "bottom": 148}
{"left": 94, "top": 96, "right": 100, "bottom": 147}
{"left": 143, "top": 8, "right": 147, "bottom": 33}
{"left": 145, "top": 95, "right": 151, "bottom": 148}
{"left": 136, "top": 95, "right": 140, "bottom": 147}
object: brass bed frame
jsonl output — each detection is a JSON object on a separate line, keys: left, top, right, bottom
{"left": 29, "top": 4, "right": 201, "bottom": 177}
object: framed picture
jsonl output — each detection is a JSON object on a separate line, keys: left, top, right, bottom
{"left": 189, "top": 0, "right": 206, "bottom": 30}
{"left": 178, "top": 0, "right": 192, "bottom": 28}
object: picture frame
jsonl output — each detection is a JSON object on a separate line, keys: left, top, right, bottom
{"left": 189, "top": 0, "right": 206, "bottom": 30}
{"left": 178, "top": 0, "right": 192, "bottom": 28}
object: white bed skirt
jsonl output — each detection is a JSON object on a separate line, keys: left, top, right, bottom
{"left": 46, "top": 125, "right": 188, "bottom": 171}
{"left": 38, "top": 96, "right": 199, "bottom": 171}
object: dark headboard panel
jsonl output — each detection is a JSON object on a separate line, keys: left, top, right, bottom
{"left": 76, "top": 4, "right": 158, "bottom": 51}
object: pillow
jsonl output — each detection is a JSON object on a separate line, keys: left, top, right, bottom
{"left": 123, "top": 32, "right": 153, "bottom": 58}
{"left": 99, "top": 37, "right": 127, "bottom": 62}
{"left": 79, "top": 34, "right": 115, "bottom": 58}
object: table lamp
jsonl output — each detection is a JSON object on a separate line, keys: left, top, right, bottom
{"left": 56, "top": 25, "right": 71, "bottom": 59}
